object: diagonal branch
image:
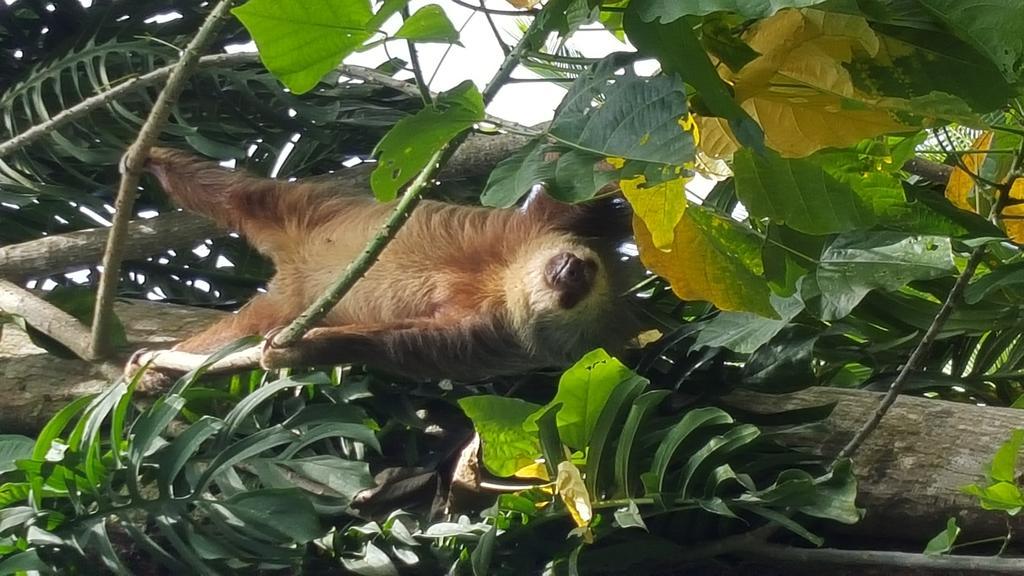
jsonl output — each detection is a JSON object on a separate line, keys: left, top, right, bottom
{"left": 88, "top": 0, "right": 236, "bottom": 358}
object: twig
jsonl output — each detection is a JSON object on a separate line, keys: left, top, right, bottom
{"left": 744, "top": 542, "right": 1024, "bottom": 574}
{"left": 479, "top": 0, "right": 511, "bottom": 56}
{"left": 448, "top": 0, "right": 539, "bottom": 16}
{"left": 0, "top": 53, "right": 251, "bottom": 159}
{"left": 270, "top": 4, "right": 555, "bottom": 347}
{"left": 836, "top": 165, "right": 1022, "bottom": 461}
{"left": 88, "top": 0, "right": 235, "bottom": 358}
{"left": 132, "top": 347, "right": 261, "bottom": 375}
{"left": 0, "top": 279, "right": 121, "bottom": 378}
{"left": 401, "top": 6, "right": 434, "bottom": 107}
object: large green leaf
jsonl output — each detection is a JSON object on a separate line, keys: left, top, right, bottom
{"left": 811, "top": 232, "right": 955, "bottom": 320}
{"left": 694, "top": 294, "right": 804, "bottom": 353}
{"left": 395, "top": 5, "right": 461, "bottom": 44}
{"left": 924, "top": 518, "right": 960, "bottom": 556}
{"left": 624, "top": 9, "right": 763, "bottom": 150}
{"left": 276, "top": 456, "right": 375, "bottom": 505}
{"left": 0, "top": 436, "right": 34, "bottom": 474}
{"left": 614, "top": 391, "right": 671, "bottom": 498}
{"left": 734, "top": 150, "right": 877, "bottom": 234}
{"left": 459, "top": 396, "right": 543, "bottom": 477}
{"left": 532, "top": 349, "right": 639, "bottom": 450}
{"left": 371, "top": 81, "right": 484, "bottom": 200}
{"left": 633, "top": 0, "right": 827, "bottom": 21}
{"left": 550, "top": 56, "right": 694, "bottom": 166}
{"left": 916, "top": 0, "right": 1024, "bottom": 82}
{"left": 647, "top": 407, "right": 733, "bottom": 494}
{"left": 480, "top": 140, "right": 552, "bottom": 207}
{"left": 207, "top": 488, "right": 322, "bottom": 544}
{"left": 233, "top": 0, "right": 376, "bottom": 94}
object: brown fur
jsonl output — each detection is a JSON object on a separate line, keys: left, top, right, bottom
{"left": 145, "top": 147, "right": 640, "bottom": 380}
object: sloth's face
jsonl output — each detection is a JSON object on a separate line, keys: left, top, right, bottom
{"left": 544, "top": 251, "right": 599, "bottom": 309}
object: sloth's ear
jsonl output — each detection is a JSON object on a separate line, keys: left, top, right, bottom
{"left": 520, "top": 183, "right": 566, "bottom": 222}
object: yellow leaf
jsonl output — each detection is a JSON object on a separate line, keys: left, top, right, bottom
{"left": 634, "top": 209, "right": 775, "bottom": 317}
{"left": 513, "top": 461, "right": 550, "bottom": 481}
{"left": 706, "top": 8, "right": 913, "bottom": 157}
{"left": 694, "top": 116, "right": 740, "bottom": 160}
{"left": 555, "top": 460, "right": 592, "bottom": 529}
{"left": 1001, "top": 179, "right": 1024, "bottom": 243}
{"left": 621, "top": 176, "right": 688, "bottom": 250}
{"left": 945, "top": 131, "right": 993, "bottom": 213}
{"left": 504, "top": 0, "right": 539, "bottom": 7}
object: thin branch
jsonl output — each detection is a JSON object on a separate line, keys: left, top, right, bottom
{"left": 401, "top": 7, "right": 434, "bottom": 106}
{"left": 744, "top": 543, "right": 1024, "bottom": 574}
{"left": 89, "top": 0, "right": 236, "bottom": 358}
{"left": 0, "top": 53, "right": 251, "bottom": 159}
{"left": 448, "top": 0, "right": 539, "bottom": 16}
{"left": 0, "top": 279, "right": 121, "bottom": 378}
{"left": 836, "top": 165, "right": 1022, "bottom": 461}
{"left": 270, "top": 4, "right": 554, "bottom": 347}
{"left": 479, "top": 0, "right": 511, "bottom": 56}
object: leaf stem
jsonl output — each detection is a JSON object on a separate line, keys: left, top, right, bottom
{"left": 89, "top": 0, "right": 236, "bottom": 358}
{"left": 401, "top": 7, "right": 434, "bottom": 107}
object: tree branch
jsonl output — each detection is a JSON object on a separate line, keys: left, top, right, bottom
{"left": 0, "top": 212, "right": 218, "bottom": 282}
{"left": 89, "top": 0, "right": 236, "bottom": 358}
{"left": 0, "top": 279, "right": 121, "bottom": 378}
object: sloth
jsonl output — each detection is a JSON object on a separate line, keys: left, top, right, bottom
{"left": 137, "top": 147, "right": 642, "bottom": 381}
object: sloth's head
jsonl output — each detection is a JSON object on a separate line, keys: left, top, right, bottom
{"left": 502, "top": 235, "right": 616, "bottom": 356}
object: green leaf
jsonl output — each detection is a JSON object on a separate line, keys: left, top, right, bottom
{"left": 233, "top": 0, "right": 375, "bottom": 94}
{"left": 341, "top": 541, "right": 399, "bottom": 576}
{"left": 395, "top": 5, "right": 461, "bottom": 44}
{"left": 480, "top": 140, "right": 552, "bottom": 207}
{"left": 584, "top": 370, "right": 648, "bottom": 496}
{"left": 962, "top": 481, "right": 1024, "bottom": 514}
{"left": 0, "top": 549, "right": 47, "bottom": 575}
{"left": 633, "top": 0, "right": 828, "bottom": 21}
{"left": 459, "top": 396, "right": 543, "bottom": 477}
{"left": 276, "top": 456, "right": 375, "bottom": 505}
{"left": 694, "top": 294, "right": 804, "bottom": 353}
{"left": 624, "top": 9, "right": 763, "bottom": 151}
{"left": 209, "top": 488, "right": 322, "bottom": 544}
{"left": 157, "top": 417, "right": 225, "bottom": 497}
{"left": 739, "top": 504, "right": 823, "bottom": 546}
{"left": 196, "top": 426, "right": 301, "bottom": 492}
{"left": 741, "top": 325, "right": 819, "bottom": 393}
{"left": 988, "top": 429, "right": 1024, "bottom": 484}
{"left": 614, "top": 391, "right": 671, "bottom": 497}
{"left": 371, "top": 81, "right": 484, "bottom": 200}
{"left": 678, "top": 424, "right": 760, "bottom": 498}
{"left": 222, "top": 373, "right": 329, "bottom": 439}
{"left": 965, "top": 262, "right": 1024, "bottom": 305}
{"left": 550, "top": 55, "right": 694, "bottom": 166}
{"left": 924, "top": 517, "right": 960, "bottom": 555}
{"left": 915, "top": 0, "right": 1024, "bottom": 82}
{"left": 811, "top": 232, "right": 955, "bottom": 320}
{"left": 734, "top": 150, "right": 877, "bottom": 235}
{"left": 470, "top": 525, "right": 497, "bottom": 576}
{"left": 551, "top": 149, "right": 619, "bottom": 203}
{"left": 534, "top": 404, "right": 565, "bottom": 479}
{"left": 799, "top": 460, "right": 861, "bottom": 524}
{"left": 31, "top": 395, "right": 93, "bottom": 461}
{"left": 0, "top": 436, "right": 34, "bottom": 474}
{"left": 534, "top": 349, "right": 637, "bottom": 450}
{"left": 648, "top": 407, "right": 733, "bottom": 494}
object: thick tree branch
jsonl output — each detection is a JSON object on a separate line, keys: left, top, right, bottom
{"left": 89, "top": 0, "right": 236, "bottom": 358}
{"left": 0, "top": 212, "right": 218, "bottom": 282}
{"left": 0, "top": 280, "right": 121, "bottom": 378}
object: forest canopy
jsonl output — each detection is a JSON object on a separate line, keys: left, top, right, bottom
{"left": 3, "top": 0, "right": 1024, "bottom": 574}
